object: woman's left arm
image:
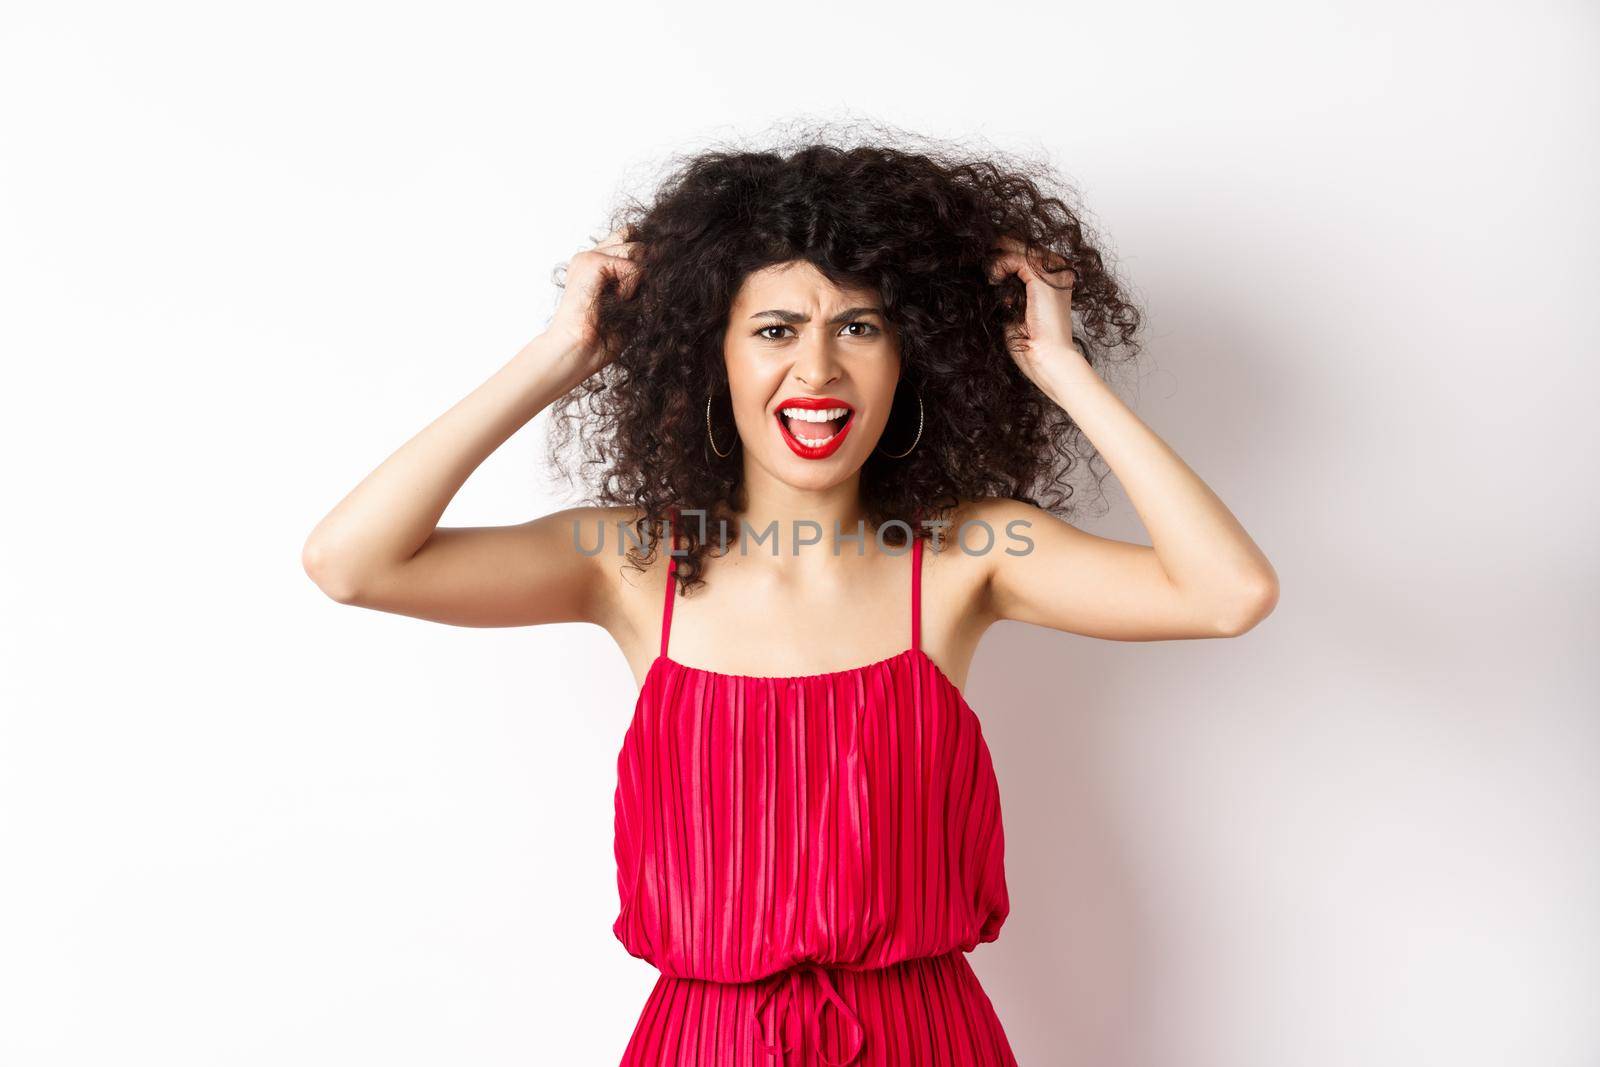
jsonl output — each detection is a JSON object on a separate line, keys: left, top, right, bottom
{"left": 974, "top": 236, "right": 1279, "bottom": 641}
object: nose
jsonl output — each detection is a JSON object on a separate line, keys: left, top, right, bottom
{"left": 792, "top": 333, "right": 844, "bottom": 389}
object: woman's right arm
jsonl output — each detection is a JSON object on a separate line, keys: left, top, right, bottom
{"left": 300, "top": 330, "right": 620, "bottom": 629}
{"left": 301, "top": 225, "right": 644, "bottom": 630}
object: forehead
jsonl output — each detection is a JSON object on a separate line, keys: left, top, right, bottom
{"left": 730, "top": 260, "right": 880, "bottom": 309}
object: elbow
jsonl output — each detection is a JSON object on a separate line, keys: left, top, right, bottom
{"left": 301, "top": 536, "right": 363, "bottom": 604}
{"left": 1213, "top": 572, "right": 1280, "bottom": 637}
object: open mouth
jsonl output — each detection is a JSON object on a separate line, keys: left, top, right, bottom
{"left": 774, "top": 400, "right": 856, "bottom": 458}
{"left": 780, "top": 405, "right": 852, "bottom": 444}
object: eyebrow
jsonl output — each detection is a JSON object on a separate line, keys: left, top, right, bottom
{"left": 748, "top": 306, "right": 885, "bottom": 325}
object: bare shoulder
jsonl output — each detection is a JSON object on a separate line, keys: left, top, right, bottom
{"left": 917, "top": 497, "right": 1026, "bottom": 627}
{"left": 927, "top": 496, "right": 1091, "bottom": 626}
{"left": 940, "top": 495, "right": 1073, "bottom": 536}
{"left": 579, "top": 504, "right": 670, "bottom": 635}
{"left": 925, "top": 495, "right": 1067, "bottom": 558}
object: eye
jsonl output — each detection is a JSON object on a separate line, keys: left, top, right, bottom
{"left": 753, "top": 321, "right": 882, "bottom": 341}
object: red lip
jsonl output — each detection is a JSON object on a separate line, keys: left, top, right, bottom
{"left": 773, "top": 396, "right": 856, "bottom": 461}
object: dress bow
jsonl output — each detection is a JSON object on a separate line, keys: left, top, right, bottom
{"left": 751, "top": 961, "right": 865, "bottom": 1065}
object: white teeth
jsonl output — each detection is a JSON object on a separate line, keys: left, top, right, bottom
{"left": 779, "top": 405, "right": 850, "bottom": 448}
{"left": 780, "top": 406, "right": 850, "bottom": 422}
{"left": 791, "top": 429, "right": 838, "bottom": 447}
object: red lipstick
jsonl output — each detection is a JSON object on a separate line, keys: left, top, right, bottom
{"left": 774, "top": 396, "right": 856, "bottom": 460}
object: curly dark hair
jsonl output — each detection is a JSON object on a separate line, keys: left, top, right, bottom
{"left": 545, "top": 119, "right": 1146, "bottom": 593}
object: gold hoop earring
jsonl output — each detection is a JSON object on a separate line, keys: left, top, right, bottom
{"left": 873, "top": 380, "right": 924, "bottom": 459}
{"left": 706, "top": 389, "right": 735, "bottom": 459}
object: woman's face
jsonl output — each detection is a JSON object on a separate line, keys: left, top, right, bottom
{"left": 721, "top": 260, "right": 902, "bottom": 491}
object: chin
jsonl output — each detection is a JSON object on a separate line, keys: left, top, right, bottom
{"left": 762, "top": 449, "right": 867, "bottom": 491}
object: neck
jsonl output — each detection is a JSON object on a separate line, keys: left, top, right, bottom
{"left": 735, "top": 462, "right": 871, "bottom": 556}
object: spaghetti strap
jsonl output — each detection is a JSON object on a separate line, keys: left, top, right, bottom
{"left": 659, "top": 510, "right": 679, "bottom": 659}
{"left": 910, "top": 534, "right": 922, "bottom": 653}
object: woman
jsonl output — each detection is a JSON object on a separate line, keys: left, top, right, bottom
{"left": 303, "top": 135, "right": 1279, "bottom": 1065}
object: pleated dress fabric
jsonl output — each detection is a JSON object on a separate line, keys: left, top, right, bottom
{"left": 612, "top": 522, "right": 1016, "bottom": 1066}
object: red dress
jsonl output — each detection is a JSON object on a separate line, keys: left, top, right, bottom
{"left": 613, "top": 521, "right": 1016, "bottom": 1065}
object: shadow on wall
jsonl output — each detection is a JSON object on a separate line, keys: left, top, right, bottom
{"left": 968, "top": 619, "right": 1150, "bottom": 1067}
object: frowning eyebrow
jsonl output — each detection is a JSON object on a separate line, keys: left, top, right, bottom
{"left": 748, "top": 306, "right": 884, "bottom": 325}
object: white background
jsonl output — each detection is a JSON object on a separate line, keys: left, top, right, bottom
{"left": 2, "top": 2, "right": 1596, "bottom": 1065}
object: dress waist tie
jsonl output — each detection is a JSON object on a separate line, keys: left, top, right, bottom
{"left": 751, "top": 961, "right": 866, "bottom": 1066}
